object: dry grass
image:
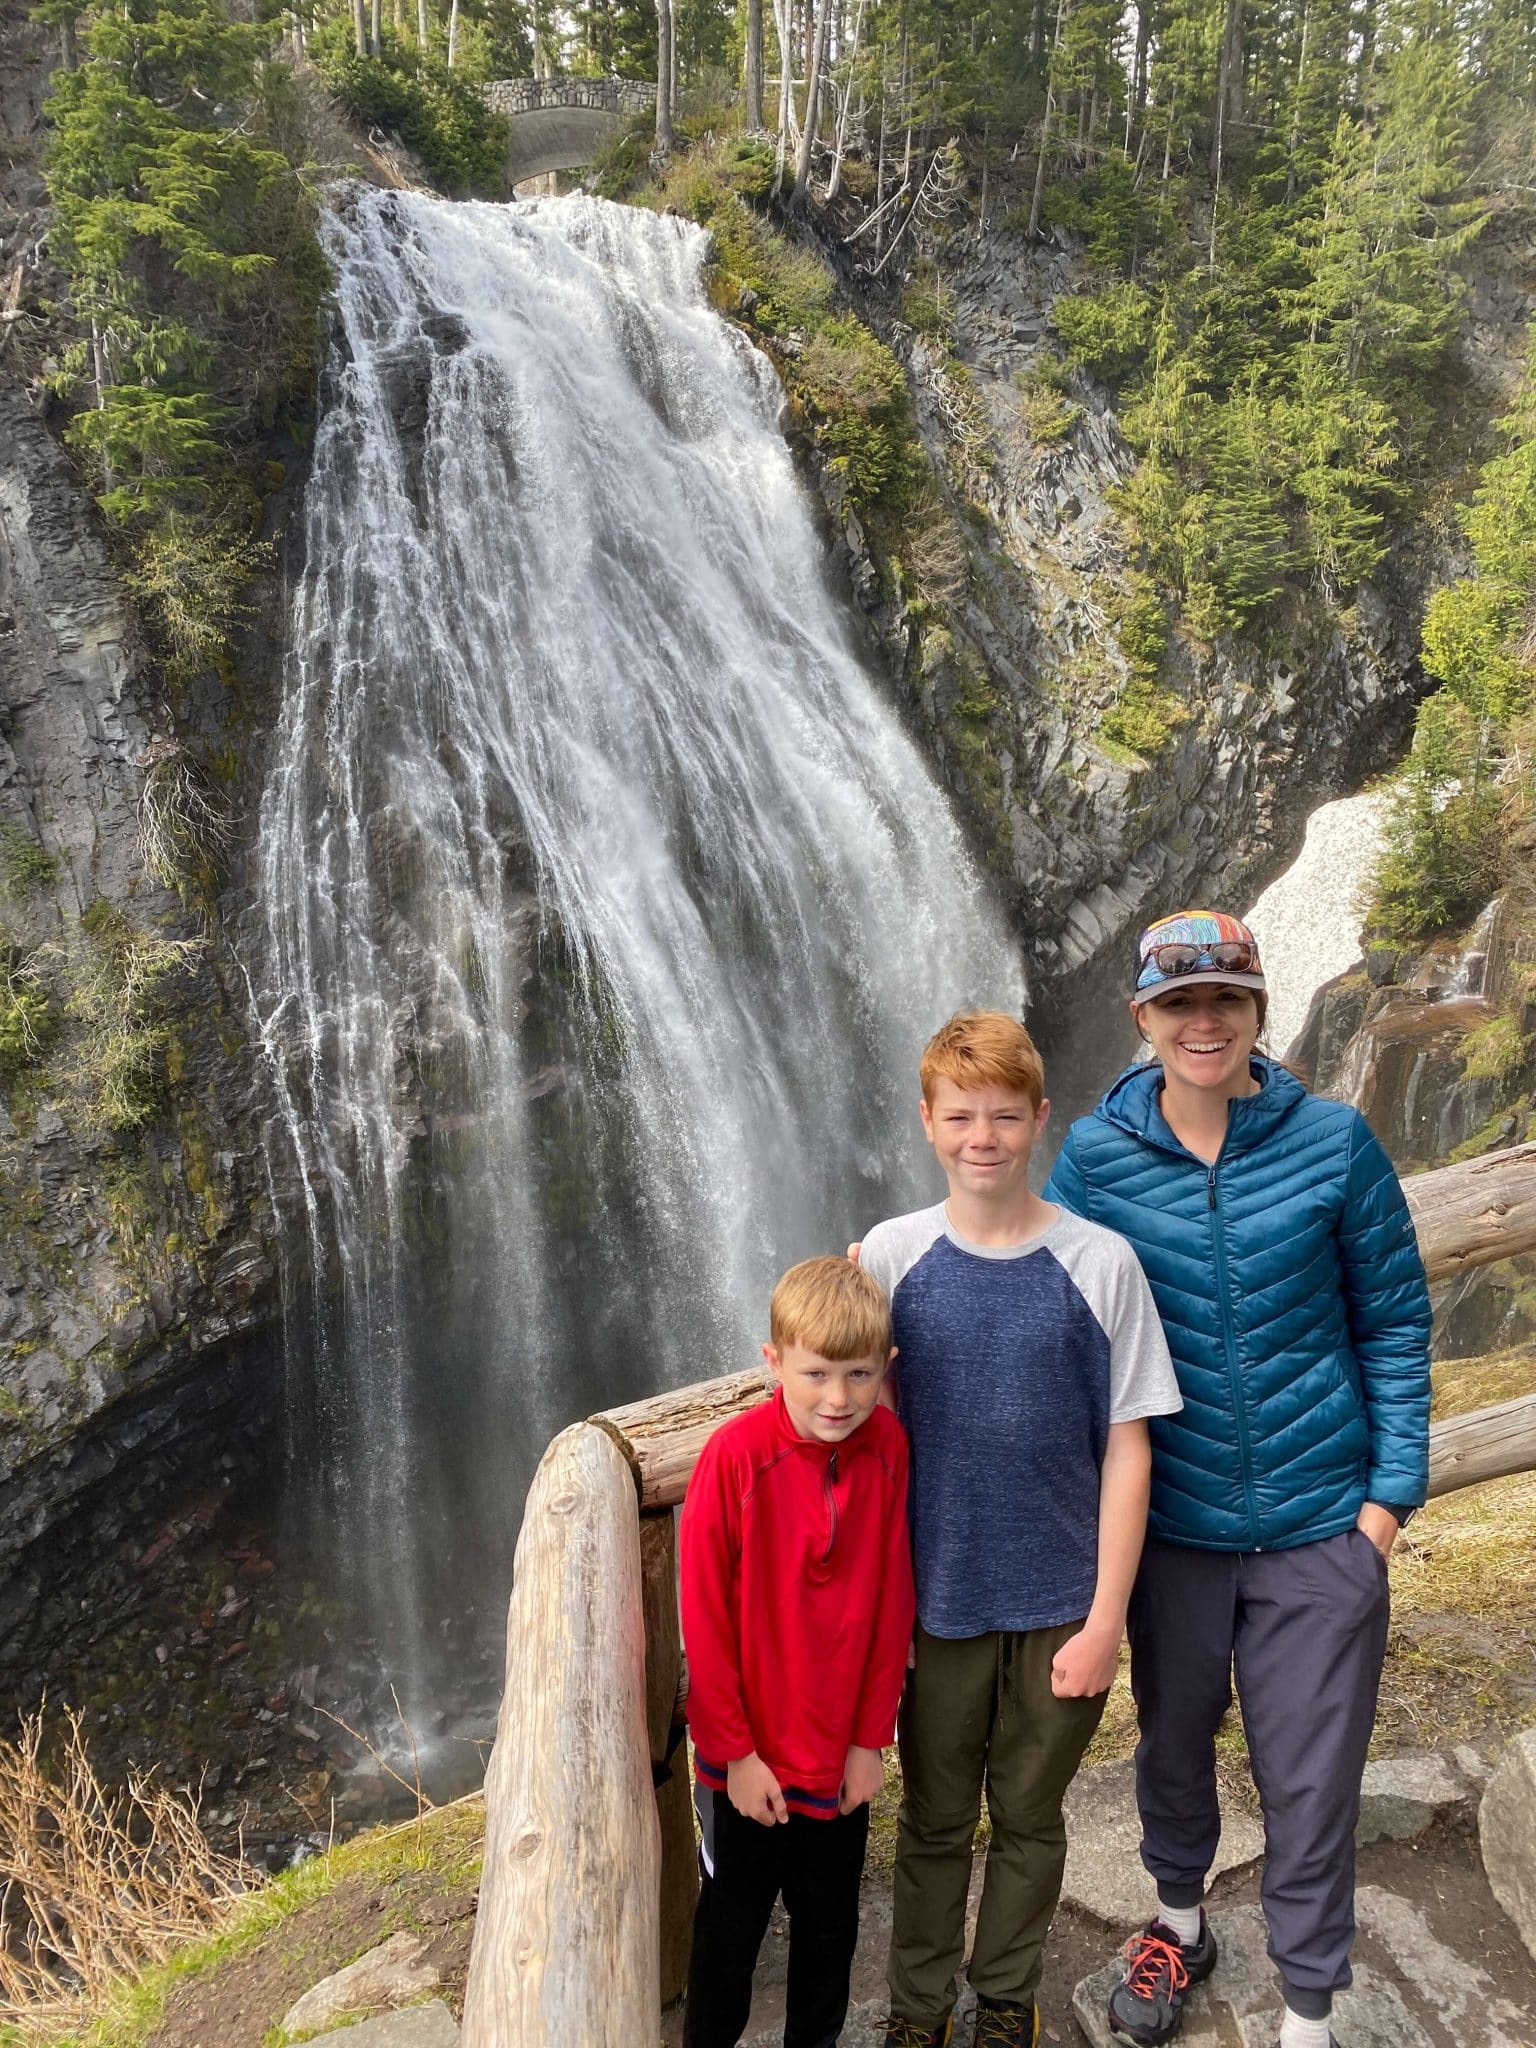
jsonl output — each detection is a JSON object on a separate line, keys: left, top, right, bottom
{"left": 0, "top": 1707, "right": 250, "bottom": 2038}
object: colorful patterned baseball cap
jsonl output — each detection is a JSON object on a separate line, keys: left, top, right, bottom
{"left": 1131, "top": 908, "right": 1267, "bottom": 1004}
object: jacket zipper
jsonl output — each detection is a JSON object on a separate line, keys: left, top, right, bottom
{"left": 822, "top": 1450, "right": 840, "bottom": 1562}
{"left": 1208, "top": 1162, "right": 1261, "bottom": 1548}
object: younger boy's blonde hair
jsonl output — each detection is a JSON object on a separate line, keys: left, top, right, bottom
{"left": 770, "top": 1256, "right": 892, "bottom": 1360}
{"left": 919, "top": 1009, "right": 1045, "bottom": 1111}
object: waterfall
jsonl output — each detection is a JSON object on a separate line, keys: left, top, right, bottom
{"left": 249, "top": 187, "right": 1023, "bottom": 1705}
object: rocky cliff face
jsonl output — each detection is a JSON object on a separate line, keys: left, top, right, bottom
{"left": 1292, "top": 890, "right": 1536, "bottom": 1356}
{"left": 820, "top": 223, "right": 1533, "bottom": 1023}
{"left": 0, "top": 8, "right": 293, "bottom": 1685}
{"left": 0, "top": 376, "right": 286, "bottom": 1684}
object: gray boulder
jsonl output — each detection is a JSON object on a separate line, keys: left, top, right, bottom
{"left": 1060, "top": 1761, "right": 1264, "bottom": 1924}
{"left": 298, "top": 2003, "right": 459, "bottom": 2048}
{"left": 1479, "top": 1726, "right": 1536, "bottom": 1961}
{"left": 281, "top": 1933, "right": 441, "bottom": 2038}
{"left": 1356, "top": 1750, "right": 1475, "bottom": 1844}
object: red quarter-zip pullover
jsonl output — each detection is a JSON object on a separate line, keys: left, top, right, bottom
{"left": 680, "top": 1389, "right": 915, "bottom": 1817}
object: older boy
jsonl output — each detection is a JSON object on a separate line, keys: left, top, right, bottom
{"left": 860, "top": 1012, "right": 1182, "bottom": 2048}
{"left": 680, "top": 1256, "right": 917, "bottom": 2048}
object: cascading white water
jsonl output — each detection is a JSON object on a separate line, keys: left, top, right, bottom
{"left": 250, "top": 187, "right": 1023, "bottom": 1697}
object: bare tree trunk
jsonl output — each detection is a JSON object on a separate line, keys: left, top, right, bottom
{"left": 900, "top": 3, "right": 912, "bottom": 187}
{"left": 351, "top": 0, "right": 366, "bottom": 58}
{"left": 1210, "top": 0, "right": 1243, "bottom": 177}
{"left": 745, "top": 0, "right": 765, "bottom": 129}
{"left": 792, "top": 0, "right": 833, "bottom": 202}
{"left": 1027, "top": 0, "right": 1067, "bottom": 238}
{"left": 671, "top": 9, "right": 679, "bottom": 118}
{"left": 873, "top": 53, "right": 888, "bottom": 250}
{"left": 1286, "top": 0, "right": 1309, "bottom": 200}
{"left": 1133, "top": 0, "right": 1151, "bottom": 115}
{"left": 825, "top": 0, "right": 866, "bottom": 200}
{"left": 771, "top": 0, "right": 798, "bottom": 189}
{"left": 416, "top": 0, "right": 428, "bottom": 50}
{"left": 446, "top": 0, "right": 458, "bottom": 66}
{"left": 656, "top": 0, "right": 675, "bottom": 151}
{"left": 370, "top": 0, "right": 381, "bottom": 58}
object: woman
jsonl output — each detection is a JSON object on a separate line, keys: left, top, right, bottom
{"left": 1044, "top": 909, "right": 1431, "bottom": 2048}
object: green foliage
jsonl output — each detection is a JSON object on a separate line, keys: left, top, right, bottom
{"left": 1011, "top": 368, "right": 1080, "bottom": 445}
{"left": 1053, "top": 281, "right": 1153, "bottom": 381}
{"left": 643, "top": 141, "right": 923, "bottom": 526}
{"left": 41, "top": 0, "right": 326, "bottom": 678}
{"left": 800, "top": 315, "right": 925, "bottom": 511}
{"left": 0, "top": 936, "right": 56, "bottom": 1086}
{"left": 1372, "top": 328, "right": 1536, "bottom": 940}
{"left": 313, "top": 31, "right": 509, "bottom": 194}
{"left": 0, "top": 823, "right": 60, "bottom": 895}
{"left": 1042, "top": 155, "right": 1154, "bottom": 271}
{"left": 62, "top": 902, "right": 203, "bottom": 1132}
{"left": 1460, "top": 1010, "right": 1533, "bottom": 1088}
{"left": 901, "top": 261, "right": 956, "bottom": 345}
{"left": 1421, "top": 340, "right": 1536, "bottom": 724}
{"left": 1368, "top": 693, "right": 1504, "bottom": 944}
{"left": 1098, "top": 674, "right": 1187, "bottom": 760}
{"left": 1116, "top": 573, "right": 1169, "bottom": 678}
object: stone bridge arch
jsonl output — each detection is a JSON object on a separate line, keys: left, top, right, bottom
{"left": 484, "top": 76, "right": 657, "bottom": 187}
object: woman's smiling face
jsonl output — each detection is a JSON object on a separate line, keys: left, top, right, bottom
{"left": 1135, "top": 982, "right": 1262, "bottom": 1093}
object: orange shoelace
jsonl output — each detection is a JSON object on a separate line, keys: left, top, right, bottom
{"left": 1122, "top": 1931, "right": 1191, "bottom": 1999}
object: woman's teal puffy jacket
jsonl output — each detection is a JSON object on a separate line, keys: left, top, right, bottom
{"left": 1044, "top": 1057, "right": 1432, "bottom": 1553}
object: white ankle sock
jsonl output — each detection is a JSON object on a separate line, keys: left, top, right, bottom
{"left": 1278, "top": 2007, "right": 1332, "bottom": 2048}
{"left": 1155, "top": 1899, "right": 1203, "bottom": 1946}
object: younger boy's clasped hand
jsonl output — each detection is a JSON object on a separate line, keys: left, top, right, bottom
{"left": 726, "top": 1751, "right": 788, "bottom": 1826}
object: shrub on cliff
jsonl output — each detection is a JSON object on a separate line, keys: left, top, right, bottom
{"left": 311, "top": 27, "right": 509, "bottom": 194}
{"left": 41, "top": 0, "right": 327, "bottom": 688}
{"left": 1370, "top": 333, "right": 1536, "bottom": 943}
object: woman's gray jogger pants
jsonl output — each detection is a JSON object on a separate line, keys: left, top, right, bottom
{"left": 1128, "top": 1530, "right": 1391, "bottom": 2016}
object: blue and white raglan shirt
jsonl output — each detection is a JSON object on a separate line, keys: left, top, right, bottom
{"left": 859, "top": 1203, "right": 1181, "bottom": 1638}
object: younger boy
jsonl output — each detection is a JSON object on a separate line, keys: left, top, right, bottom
{"left": 680, "top": 1256, "right": 917, "bottom": 2048}
{"left": 859, "top": 1011, "right": 1181, "bottom": 2048}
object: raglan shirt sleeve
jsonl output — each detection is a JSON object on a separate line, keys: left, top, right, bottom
{"left": 678, "top": 1429, "right": 756, "bottom": 1765}
{"left": 1101, "top": 1236, "right": 1183, "bottom": 1424}
{"left": 851, "top": 1416, "right": 916, "bottom": 1751}
{"left": 1337, "top": 1111, "right": 1432, "bottom": 1510}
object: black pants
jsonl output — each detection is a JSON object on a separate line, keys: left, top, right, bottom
{"left": 683, "top": 1784, "right": 870, "bottom": 2048}
{"left": 1129, "top": 1532, "right": 1390, "bottom": 2012}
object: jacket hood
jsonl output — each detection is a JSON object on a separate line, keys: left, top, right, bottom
{"left": 1095, "top": 1055, "right": 1309, "bottom": 1158}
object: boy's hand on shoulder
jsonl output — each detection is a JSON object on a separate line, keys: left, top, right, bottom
{"left": 839, "top": 1744, "right": 884, "bottom": 1813}
{"left": 1051, "top": 1619, "right": 1121, "bottom": 1699}
{"left": 728, "top": 1752, "right": 788, "bottom": 1826}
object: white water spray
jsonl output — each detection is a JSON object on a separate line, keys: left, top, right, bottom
{"left": 249, "top": 188, "right": 1023, "bottom": 1687}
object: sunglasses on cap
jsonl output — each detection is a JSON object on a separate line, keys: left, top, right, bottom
{"left": 1142, "top": 940, "right": 1258, "bottom": 977}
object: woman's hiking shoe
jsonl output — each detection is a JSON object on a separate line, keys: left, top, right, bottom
{"left": 1107, "top": 1911, "right": 1219, "bottom": 2044}
{"left": 974, "top": 1995, "right": 1041, "bottom": 2046}
{"left": 882, "top": 2019, "right": 953, "bottom": 2048}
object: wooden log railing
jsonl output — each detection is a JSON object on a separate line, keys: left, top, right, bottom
{"left": 461, "top": 1142, "right": 1536, "bottom": 2047}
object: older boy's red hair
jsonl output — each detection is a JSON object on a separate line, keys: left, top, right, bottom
{"left": 919, "top": 1009, "right": 1045, "bottom": 1111}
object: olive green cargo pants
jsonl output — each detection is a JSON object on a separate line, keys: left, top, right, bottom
{"left": 887, "top": 1621, "right": 1109, "bottom": 2026}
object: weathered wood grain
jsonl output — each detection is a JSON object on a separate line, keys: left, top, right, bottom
{"left": 639, "top": 1508, "right": 696, "bottom": 2007}
{"left": 461, "top": 1423, "right": 659, "bottom": 2048}
{"left": 1408, "top": 1142, "right": 1536, "bottom": 1284}
{"left": 1428, "top": 1392, "right": 1536, "bottom": 1498}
